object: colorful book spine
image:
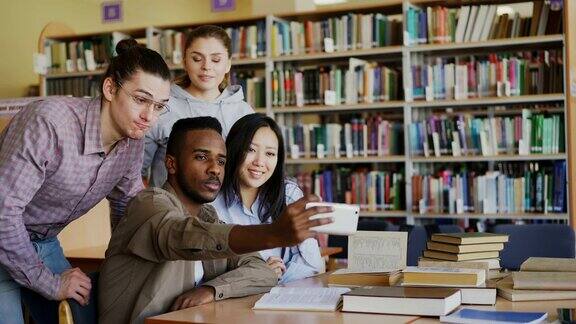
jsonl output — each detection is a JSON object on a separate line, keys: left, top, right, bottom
{"left": 296, "top": 167, "right": 405, "bottom": 211}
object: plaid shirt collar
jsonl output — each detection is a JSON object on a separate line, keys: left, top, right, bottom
{"left": 83, "top": 97, "right": 129, "bottom": 156}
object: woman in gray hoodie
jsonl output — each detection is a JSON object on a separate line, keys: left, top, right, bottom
{"left": 143, "top": 25, "right": 254, "bottom": 187}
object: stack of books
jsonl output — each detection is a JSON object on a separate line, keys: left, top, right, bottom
{"left": 423, "top": 232, "right": 507, "bottom": 260}
{"left": 402, "top": 265, "right": 497, "bottom": 305}
{"left": 420, "top": 232, "right": 509, "bottom": 279}
{"left": 497, "top": 257, "right": 576, "bottom": 301}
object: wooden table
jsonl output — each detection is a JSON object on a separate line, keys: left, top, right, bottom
{"left": 64, "top": 245, "right": 107, "bottom": 273}
{"left": 145, "top": 274, "right": 576, "bottom": 324}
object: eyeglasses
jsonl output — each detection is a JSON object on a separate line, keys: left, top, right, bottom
{"left": 118, "top": 84, "right": 170, "bottom": 116}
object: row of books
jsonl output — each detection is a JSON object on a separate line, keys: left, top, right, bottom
{"left": 411, "top": 50, "right": 563, "bottom": 100}
{"left": 295, "top": 168, "right": 404, "bottom": 212}
{"left": 412, "top": 161, "right": 567, "bottom": 214}
{"left": 45, "top": 33, "right": 127, "bottom": 73}
{"left": 406, "top": 2, "right": 562, "bottom": 45}
{"left": 279, "top": 116, "right": 403, "bottom": 159}
{"left": 272, "top": 59, "right": 402, "bottom": 107}
{"left": 409, "top": 110, "right": 565, "bottom": 157}
{"left": 149, "top": 23, "right": 266, "bottom": 65}
{"left": 271, "top": 13, "right": 401, "bottom": 57}
{"left": 46, "top": 76, "right": 100, "bottom": 97}
{"left": 225, "top": 23, "right": 267, "bottom": 59}
{"left": 230, "top": 71, "right": 265, "bottom": 108}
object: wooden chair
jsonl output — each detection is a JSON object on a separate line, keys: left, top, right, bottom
{"left": 58, "top": 300, "right": 74, "bottom": 324}
{"left": 57, "top": 272, "right": 99, "bottom": 324}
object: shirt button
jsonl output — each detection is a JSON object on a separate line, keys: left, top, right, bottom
{"left": 218, "top": 293, "right": 223, "bottom": 298}
{"left": 216, "top": 244, "right": 222, "bottom": 251}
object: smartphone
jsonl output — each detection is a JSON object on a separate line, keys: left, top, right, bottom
{"left": 306, "top": 202, "right": 359, "bottom": 236}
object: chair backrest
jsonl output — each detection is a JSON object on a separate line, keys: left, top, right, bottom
{"left": 401, "top": 225, "right": 428, "bottom": 266}
{"left": 59, "top": 272, "right": 99, "bottom": 324}
{"left": 437, "top": 224, "right": 465, "bottom": 234}
{"left": 492, "top": 224, "right": 576, "bottom": 270}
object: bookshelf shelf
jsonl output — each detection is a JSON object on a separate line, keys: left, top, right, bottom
{"left": 360, "top": 211, "right": 409, "bottom": 218}
{"left": 413, "top": 212, "right": 569, "bottom": 220}
{"left": 273, "top": 101, "right": 405, "bottom": 114}
{"left": 46, "top": 69, "right": 106, "bottom": 79}
{"left": 271, "top": 46, "right": 403, "bottom": 62}
{"left": 408, "top": 35, "right": 564, "bottom": 53}
{"left": 411, "top": 154, "right": 567, "bottom": 163}
{"left": 409, "top": 94, "right": 566, "bottom": 108}
{"left": 286, "top": 156, "right": 406, "bottom": 165}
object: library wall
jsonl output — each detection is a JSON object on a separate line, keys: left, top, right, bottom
{"left": 0, "top": 0, "right": 391, "bottom": 99}
{"left": 0, "top": 0, "right": 253, "bottom": 99}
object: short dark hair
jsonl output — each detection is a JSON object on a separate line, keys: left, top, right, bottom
{"left": 221, "top": 113, "right": 286, "bottom": 223}
{"left": 102, "top": 38, "right": 171, "bottom": 89}
{"left": 167, "top": 117, "right": 223, "bottom": 157}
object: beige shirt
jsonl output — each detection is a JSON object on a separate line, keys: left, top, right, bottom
{"left": 98, "top": 184, "right": 277, "bottom": 324}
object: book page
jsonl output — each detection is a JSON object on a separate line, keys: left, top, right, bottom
{"left": 253, "top": 287, "right": 350, "bottom": 311}
{"left": 348, "top": 231, "right": 407, "bottom": 272}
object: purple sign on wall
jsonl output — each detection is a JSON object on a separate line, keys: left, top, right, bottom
{"left": 102, "top": 1, "right": 123, "bottom": 23}
{"left": 212, "top": 0, "right": 235, "bottom": 12}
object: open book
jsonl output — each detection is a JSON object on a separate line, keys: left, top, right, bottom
{"left": 253, "top": 287, "right": 351, "bottom": 312}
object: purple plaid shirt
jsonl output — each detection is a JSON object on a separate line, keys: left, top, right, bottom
{"left": 0, "top": 96, "right": 143, "bottom": 299}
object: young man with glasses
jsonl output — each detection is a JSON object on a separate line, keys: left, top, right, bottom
{"left": 0, "top": 40, "right": 171, "bottom": 324}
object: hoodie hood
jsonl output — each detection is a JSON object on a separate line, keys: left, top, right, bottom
{"left": 170, "top": 84, "right": 246, "bottom": 104}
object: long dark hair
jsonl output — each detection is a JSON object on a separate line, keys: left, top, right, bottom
{"left": 175, "top": 25, "right": 232, "bottom": 92}
{"left": 101, "top": 38, "right": 171, "bottom": 90}
{"left": 222, "top": 113, "right": 286, "bottom": 223}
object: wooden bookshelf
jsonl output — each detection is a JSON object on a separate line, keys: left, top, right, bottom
{"left": 360, "top": 211, "right": 409, "bottom": 218}
{"left": 409, "top": 94, "right": 565, "bottom": 108}
{"left": 565, "top": 0, "right": 576, "bottom": 227}
{"left": 36, "top": 1, "right": 574, "bottom": 226}
{"left": 408, "top": 34, "right": 564, "bottom": 53}
{"left": 411, "top": 154, "right": 567, "bottom": 163}
{"left": 413, "top": 213, "right": 570, "bottom": 221}
{"left": 273, "top": 101, "right": 405, "bottom": 114}
{"left": 272, "top": 46, "right": 403, "bottom": 62}
{"left": 286, "top": 156, "right": 406, "bottom": 165}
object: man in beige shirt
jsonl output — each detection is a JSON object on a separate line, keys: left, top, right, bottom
{"left": 98, "top": 116, "right": 332, "bottom": 323}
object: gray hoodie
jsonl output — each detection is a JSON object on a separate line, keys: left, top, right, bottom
{"left": 142, "top": 84, "right": 254, "bottom": 187}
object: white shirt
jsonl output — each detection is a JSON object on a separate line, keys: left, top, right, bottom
{"left": 211, "top": 181, "right": 324, "bottom": 283}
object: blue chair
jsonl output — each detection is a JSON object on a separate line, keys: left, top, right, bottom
{"left": 438, "top": 224, "right": 464, "bottom": 233}
{"left": 403, "top": 225, "right": 428, "bottom": 266}
{"left": 59, "top": 272, "right": 99, "bottom": 324}
{"left": 492, "top": 224, "right": 575, "bottom": 271}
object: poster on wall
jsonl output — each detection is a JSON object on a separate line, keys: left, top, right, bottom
{"left": 102, "top": 1, "right": 123, "bottom": 23}
{"left": 212, "top": 0, "right": 235, "bottom": 12}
